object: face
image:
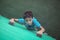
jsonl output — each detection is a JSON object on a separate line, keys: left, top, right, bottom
{"left": 25, "top": 17, "right": 33, "bottom": 25}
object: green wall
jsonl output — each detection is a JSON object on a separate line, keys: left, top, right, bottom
{"left": 0, "top": 0, "right": 60, "bottom": 40}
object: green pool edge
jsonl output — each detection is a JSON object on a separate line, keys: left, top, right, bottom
{"left": 0, "top": 15, "right": 56, "bottom": 40}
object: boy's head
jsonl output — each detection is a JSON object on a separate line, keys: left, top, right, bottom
{"left": 23, "top": 11, "right": 33, "bottom": 25}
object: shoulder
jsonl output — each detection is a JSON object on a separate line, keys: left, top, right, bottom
{"left": 18, "top": 18, "right": 25, "bottom": 22}
{"left": 18, "top": 18, "right": 24, "bottom": 20}
{"left": 33, "top": 17, "right": 37, "bottom": 21}
{"left": 33, "top": 17, "right": 41, "bottom": 27}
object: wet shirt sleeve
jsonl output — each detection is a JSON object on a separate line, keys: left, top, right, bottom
{"left": 33, "top": 18, "right": 41, "bottom": 28}
{"left": 18, "top": 18, "right": 25, "bottom": 24}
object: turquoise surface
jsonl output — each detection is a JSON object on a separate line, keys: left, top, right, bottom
{"left": 0, "top": 16, "right": 56, "bottom": 40}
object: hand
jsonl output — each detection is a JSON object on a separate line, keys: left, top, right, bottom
{"left": 9, "top": 18, "right": 15, "bottom": 24}
{"left": 37, "top": 30, "right": 43, "bottom": 35}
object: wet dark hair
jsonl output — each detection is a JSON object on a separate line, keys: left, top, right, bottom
{"left": 23, "top": 11, "right": 33, "bottom": 19}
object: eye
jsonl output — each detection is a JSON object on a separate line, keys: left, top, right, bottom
{"left": 29, "top": 19, "right": 31, "bottom": 21}
{"left": 25, "top": 20, "right": 28, "bottom": 22}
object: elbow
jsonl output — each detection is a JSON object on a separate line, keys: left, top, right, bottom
{"left": 43, "top": 28, "right": 45, "bottom": 32}
{"left": 40, "top": 26, "right": 45, "bottom": 32}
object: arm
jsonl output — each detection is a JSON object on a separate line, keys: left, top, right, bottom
{"left": 10, "top": 18, "right": 24, "bottom": 24}
{"left": 37, "top": 26, "right": 45, "bottom": 35}
{"left": 33, "top": 18, "right": 45, "bottom": 35}
{"left": 40, "top": 26, "right": 45, "bottom": 33}
{"left": 9, "top": 18, "right": 18, "bottom": 23}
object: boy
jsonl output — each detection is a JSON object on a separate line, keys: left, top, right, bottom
{"left": 9, "top": 11, "right": 45, "bottom": 37}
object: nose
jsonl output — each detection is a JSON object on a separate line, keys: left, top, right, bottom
{"left": 28, "top": 21, "right": 32, "bottom": 25}
{"left": 28, "top": 21, "right": 31, "bottom": 24}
